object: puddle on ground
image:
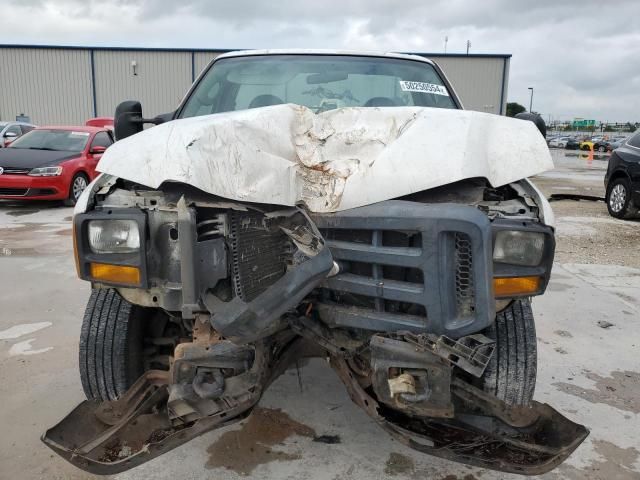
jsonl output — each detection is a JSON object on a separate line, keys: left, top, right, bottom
{"left": 554, "top": 439, "right": 640, "bottom": 479}
{"left": 384, "top": 452, "right": 415, "bottom": 476}
{"left": 6, "top": 209, "right": 40, "bottom": 217}
{"left": 0, "top": 223, "right": 71, "bottom": 256}
{"left": 554, "top": 370, "right": 640, "bottom": 413}
{"left": 206, "top": 407, "right": 315, "bottom": 475}
{"left": 0, "top": 247, "right": 40, "bottom": 256}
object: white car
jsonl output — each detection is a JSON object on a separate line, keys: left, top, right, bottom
{"left": 0, "top": 121, "right": 36, "bottom": 147}
{"left": 548, "top": 136, "right": 571, "bottom": 148}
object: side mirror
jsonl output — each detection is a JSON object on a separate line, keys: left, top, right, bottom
{"left": 114, "top": 101, "right": 144, "bottom": 141}
{"left": 3, "top": 131, "right": 18, "bottom": 138}
{"left": 515, "top": 112, "right": 547, "bottom": 138}
{"left": 89, "top": 145, "right": 107, "bottom": 155}
{"left": 114, "top": 100, "right": 171, "bottom": 141}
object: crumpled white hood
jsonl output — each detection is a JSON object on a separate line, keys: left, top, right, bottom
{"left": 97, "top": 104, "right": 553, "bottom": 213}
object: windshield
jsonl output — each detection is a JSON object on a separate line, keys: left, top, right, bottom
{"left": 0, "top": 122, "right": 7, "bottom": 129}
{"left": 9, "top": 129, "right": 90, "bottom": 152}
{"left": 180, "top": 55, "right": 457, "bottom": 118}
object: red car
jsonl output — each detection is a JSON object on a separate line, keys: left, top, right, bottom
{"left": 0, "top": 126, "right": 113, "bottom": 205}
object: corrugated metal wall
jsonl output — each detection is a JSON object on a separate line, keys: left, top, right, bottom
{"left": 431, "top": 56, "right": 509, "bottom": 114}
{"left": 0, "top": 47, "right": 93, "bottom": 124}
{"left": 0, "top": 47, "right": 509, "bottom": 125}
{"left": 94, "top": 50, "right": 193, "bottom": 118}
{"left": 194, "top": 52, "right": 220, "bottom": 80}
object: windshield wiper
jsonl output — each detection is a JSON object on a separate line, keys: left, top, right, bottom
{"left": 26, "top": 147, "right": 59, "bottom": 151}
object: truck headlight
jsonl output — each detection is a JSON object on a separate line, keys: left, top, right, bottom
{"left": 28, "top": 166, "right": 63, "bottom": 176}
{"left": 88, "top": 219, "right": 140, "bottom": 253}
{"left": 493, "top": 230, "right": 545, "bottom": 266}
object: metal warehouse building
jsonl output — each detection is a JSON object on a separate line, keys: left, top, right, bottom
{"left": 0, "top": 45, "right": 510, "bottom": 125}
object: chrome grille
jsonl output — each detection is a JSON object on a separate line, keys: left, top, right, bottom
{"left": 1, "top": 167, "right": 30, "bottom": 175}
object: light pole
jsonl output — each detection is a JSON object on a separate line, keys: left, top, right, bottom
{"left": 528, "top": 87, "right": 534, "bottom": 112}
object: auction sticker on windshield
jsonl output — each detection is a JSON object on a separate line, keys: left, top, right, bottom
{"left": 399, "top": 81, "right": 449, "bottom": 96}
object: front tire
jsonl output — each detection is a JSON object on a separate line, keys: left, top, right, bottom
{"left": 479, "top": 299, "right": 537, "bottom": 406}
{"left": 606, "top": 177, "right": 637, "bottom": 219}
{"left": 79, "top": 289, "right": 145, "bottom": 401}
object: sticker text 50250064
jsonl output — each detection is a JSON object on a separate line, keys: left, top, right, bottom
{"left": 398, "top": 81, "right": 449, "bottom": 96}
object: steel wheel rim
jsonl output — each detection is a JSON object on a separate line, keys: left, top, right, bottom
{"left": 609, "top": 184, "right": 626, "bottom": 213}
{"left": 73, "top": 176, "right": 87, "bottom": 200}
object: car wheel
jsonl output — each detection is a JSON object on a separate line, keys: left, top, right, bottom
{"left": 79, "top": 289, "right": 145, "bottom": 401}
{"left": 606, "top": 177, "right": 638, "bottom": 219}
{"left": 477, "top": 299, "right": 537, "bottom": 406}
{"left": 598, "top": 146, "right": 606, "bottom": 152}
{"left": 64, "top": 172, "right": 89, "bottom": 207}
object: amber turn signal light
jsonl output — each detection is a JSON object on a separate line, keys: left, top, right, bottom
{"left": 89, "top": 262, "right": 141, "bottom": 286}
{"left": 494, "top": 276, "right": 541, "bottom": 297}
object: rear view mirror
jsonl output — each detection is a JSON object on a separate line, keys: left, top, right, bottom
{"left": 306, "top": 72, "right": 349, "bottom": 84}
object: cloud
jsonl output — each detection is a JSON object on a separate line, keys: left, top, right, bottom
{"left": 1, "top": 0, "right": 638, "bottom": 121}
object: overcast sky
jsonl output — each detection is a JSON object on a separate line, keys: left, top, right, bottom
{"left": 3, "top": 0, "right": 638, "bottom": 122}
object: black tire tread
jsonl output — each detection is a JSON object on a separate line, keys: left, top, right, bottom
{"left": 481, "top": 299, "right": 537, "bottom": 406}
{"left": 79, "top": 288, "right": 143, "bottom": 401}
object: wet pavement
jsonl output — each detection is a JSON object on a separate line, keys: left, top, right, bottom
{"left": 0, "top": 149, "right": 639, "bottom": 479}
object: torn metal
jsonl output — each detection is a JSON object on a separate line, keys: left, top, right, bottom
{"left": 96, "top": 104, "right": 553, "bottom": 213}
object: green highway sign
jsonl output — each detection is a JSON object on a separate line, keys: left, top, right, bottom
{"left": 572, "top": 119, "right": 596, "bottom": 128}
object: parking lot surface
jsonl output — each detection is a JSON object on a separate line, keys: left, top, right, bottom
{"left": 0, "top": 149, "right": 638, "bottom": 479}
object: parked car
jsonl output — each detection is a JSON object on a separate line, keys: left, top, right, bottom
{"left": 0, "top": 126, "right": 113, "bottom": 205}
{"left": 592, "top": 139, "right": 619, "bottom": 152}
{"left": 43, "top": 50, "right": 587, "bottom": 476}
{"left": 565, "top": 138, "right": 580, "bottom": 150}
{"left": 579, "top": 139, "right": 594, "bottom": 151}
{"left": 85, "top": 117, "right": 114, "bottom": 129}
{"left": 0, "top": 121, "right": 36, "bottom": 147}
{"left": 607, "top": 136, "right": 628, "bottom": 150}
{"left": 604, "top": 129, "right": 640, "bottom": 218}
{"left": 549, "top": 136, "right": 571, "bottom": 148}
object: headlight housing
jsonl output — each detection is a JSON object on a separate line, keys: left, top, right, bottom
{"left": 28, "top": 166, "right": 63, "bottom": 176}
{"left": 88, "top": 219, "right": 140, "bottom": 253}
{"left": 493, "top": 230, "right": 545, "bottom": 266}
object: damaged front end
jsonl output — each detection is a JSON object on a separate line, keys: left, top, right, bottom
{"left": 44, "top": 178, "right": 587, "bottom": 475}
